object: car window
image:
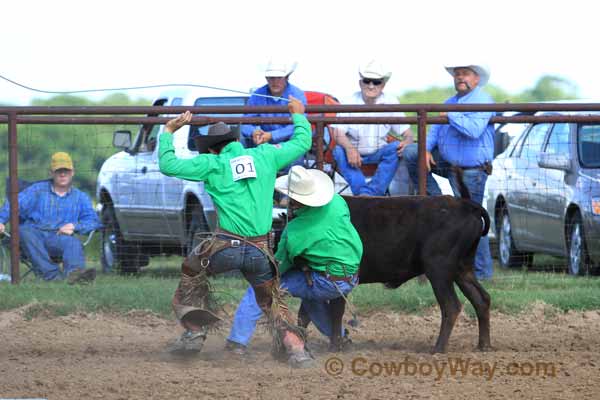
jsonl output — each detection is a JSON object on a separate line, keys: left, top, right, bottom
{"left": 544, "top": 123, "right": 570, "bottom": 155}
{"left": 578, "top": 124, "right": 600, "bottom": 167}
{"left": 132, "top": 98, "right": 168, "bottom": 153}
{"left": 517, "top": 123, "right": 551, "bottom": 159}
{"left": 509, "top": 124, "right": 531, "bottom": 157}
{"left": 188, "top": 97, "right": 248, "bottom": 151}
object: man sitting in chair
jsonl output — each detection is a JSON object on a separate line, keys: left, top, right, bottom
{"left": 331, "top": 60, "right": 414, "bottom": 196}
{"left": 0, "top": 152, "right": 101, "bottom": 284}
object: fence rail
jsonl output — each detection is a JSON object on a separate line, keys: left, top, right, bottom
{"left": 3, "top": 102, "right": 600, "bottom": 284}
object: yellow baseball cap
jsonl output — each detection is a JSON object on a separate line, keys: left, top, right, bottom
{"left": 50, "top": 152, "right": 74, "bottom": 172}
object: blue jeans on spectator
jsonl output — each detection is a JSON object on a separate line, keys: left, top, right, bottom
{"left": 19, "top": 225, "right": 86, "bottom": 281}
{"left": 333, "top": 142, "right": 399, "bottom": 196}
{"left": 388, "top": 158, "right": 414, "bottom": 195}
{"left": 404, "top": 144, "right": 494, "bottom": 280}
{"left": 228, "top": 270, "right": 357, "bottom": 346}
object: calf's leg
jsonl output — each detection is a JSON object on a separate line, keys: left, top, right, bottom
{"left": 328, "top": 297, "right": 347, "bottom": 351}
{"left": 455, "top": 270, "right": 492, "bottom": 351}
{"left": 426, "top": 261, "right": 462, "bottom": 354}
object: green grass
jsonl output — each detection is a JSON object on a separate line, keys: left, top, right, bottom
{"left": 1, "top": 257, "right": 599, "bottom": 319}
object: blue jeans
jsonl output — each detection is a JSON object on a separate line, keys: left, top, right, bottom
{"left": 228, "top": 270, "right": 358, "bottom": 346}
{"left": 19, "top": 225, "right": 86, "bottom": 281}
{"left": 404, "top": 144, "right": 494, "bottom": 280}
{"left": 333, "top": 142, "right": 399, "bottom": 196}
{"left": 388, "top": 158, "right": 414, "bottom": 195}
{"left": 208, "top": 238, "right": 274, "bottom": 286}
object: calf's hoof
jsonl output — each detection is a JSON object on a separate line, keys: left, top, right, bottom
{"left": 477, "top": 343, "right": 494, "bottom": 352}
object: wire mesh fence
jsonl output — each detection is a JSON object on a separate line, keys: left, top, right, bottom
{"left": 3, "top": 100, "right": 600, "bottom": 283}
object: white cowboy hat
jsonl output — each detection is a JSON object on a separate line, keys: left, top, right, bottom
{"left": 359, "top": 60, "right": 392, "bottom": 82}
{"left": 264, "top": 60, "right": 297, "bottom": 78}
{"left": 444, "top": 63, "right": 491, "bottom": 86}
{"left": 275, "top": 166, "right": 334, "bottom": 207}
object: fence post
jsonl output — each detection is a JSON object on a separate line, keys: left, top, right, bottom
{"left": 315, "top": 122, "right": 324, "bottom": 171}
{"left": 417, "top": 109, "right": 428, "bottom": 196}
{"left": 8, "top": 112, "right": 20, "bottom": 284}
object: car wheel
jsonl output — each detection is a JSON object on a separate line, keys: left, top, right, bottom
{"left": 498, "top": 207, "right": 532, "bottom": 269}
{"left": 101, "top": 205, "right": 143, "bottom": 274}
{"left": 567, "top": 213, "right": 590, "bottom": 276}
{"left": 186, "top": 203, "right": 209, "bottom": 255}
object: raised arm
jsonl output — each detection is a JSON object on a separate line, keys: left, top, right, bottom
{"left": 267, "top": 96, "right": 312, "bottom": 170}
{"left": 158, "top": 111, "right": 214, "bottom": 181}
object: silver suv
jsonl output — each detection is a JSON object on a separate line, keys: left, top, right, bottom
{"left": 96, "top": 91, "right": 248, "bottom": 272}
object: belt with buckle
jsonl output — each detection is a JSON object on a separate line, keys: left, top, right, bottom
{"left": 316, "top": 271, "right": 357, "bottom": 282}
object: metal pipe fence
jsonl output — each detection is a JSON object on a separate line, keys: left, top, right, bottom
{"left": 3, "top": 102, "right": 600, "bottom": 284}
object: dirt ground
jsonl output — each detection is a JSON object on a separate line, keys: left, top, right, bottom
{"left": 1, "top": 303, "right": 599, "bottom": 400}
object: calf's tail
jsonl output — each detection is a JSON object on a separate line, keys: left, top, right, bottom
{"left": 452, "top": 167, "right": 471, "bottom": 200}
{"left": 453, "top": 166, "right": 490, "bottom": 237}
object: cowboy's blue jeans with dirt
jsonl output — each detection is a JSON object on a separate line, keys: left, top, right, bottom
{"left": 404, "top": 144, "right": 493, "bottom": 280}
{"left": 208, "top": 238, "right": 274, "bottom": 286}
{"left": 228, "top": 270, "right": 357, "bottom": 346}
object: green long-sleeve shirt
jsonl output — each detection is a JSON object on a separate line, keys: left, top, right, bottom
{"left": 158, "top": 113, "right": 311, "bottom": 237}
{"left": 276, "top": 194, "right": 363, "bottom": 276}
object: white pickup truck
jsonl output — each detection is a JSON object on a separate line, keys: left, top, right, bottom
{"left": 96, "top": 90, "right": 252, "bottom": 273}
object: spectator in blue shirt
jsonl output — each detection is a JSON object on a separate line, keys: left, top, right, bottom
{"left": 0, "top": 152, "right": 102, "bottom": 283}
{"left": 241, "top": 60, "right": 307, "bottom": 148}
{"left": 404, "top": 63, "right": 494, "bottom": 280}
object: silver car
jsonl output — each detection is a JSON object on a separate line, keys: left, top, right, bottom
{"left": 486, "top": 111, "right": 600, "bottom": 275}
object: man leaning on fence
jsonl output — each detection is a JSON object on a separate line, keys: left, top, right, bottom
{"left": 331, "top": 60, "right": 414, "bottom": 196}
{"left": 403, "top": 63, "right": 494, "bottom": 280}
{"left": 0, "top": 152, "right": 101, "bottom": 284}
{"left": 158, "top": 96, "right": 315, "bottom": 368}
{"left": 241, "top": 60, "right": 307, "bottom": 149}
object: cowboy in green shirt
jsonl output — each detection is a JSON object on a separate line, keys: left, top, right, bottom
{"left": 226, "top": 166, "right": 363, "bottom": 354}
{"left": 159, "top": 96, "right": 314, "bottom": 368}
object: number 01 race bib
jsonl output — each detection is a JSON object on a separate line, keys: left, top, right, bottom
{"left": 230, "top": 155, "right": 257, "bottom": 181}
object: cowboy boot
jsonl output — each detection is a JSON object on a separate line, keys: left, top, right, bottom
{"left": 169, "top": 259, "right": 221, "bottom": 354}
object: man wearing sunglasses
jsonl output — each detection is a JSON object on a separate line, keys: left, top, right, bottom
{"left": 330, "top": 60, "right": 414, "bottom": 196}
{"left": 403, "top": 63, "right": 494, "bottom": 281}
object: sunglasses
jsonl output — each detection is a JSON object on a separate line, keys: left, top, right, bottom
{"left": 361, "top": 78, "right": 384, "bottom": 86}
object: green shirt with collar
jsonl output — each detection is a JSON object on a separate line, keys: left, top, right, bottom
{"left": 276, "top": 194, "right": 363, "bottom": 276}
{"left": 158, "top": 113, "right": 311, "bottom": 237}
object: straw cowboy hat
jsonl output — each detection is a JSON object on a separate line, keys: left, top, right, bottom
{"left": 359, "top": 60, "right": 392, "bottom": 83}
{"left": 444, "top": 63, "right": 491, "bottom": 86}
{"left": 275, "top": 166, "right": 334, "bottom": 207}
{"left": 264, "top": 60, "right": 297, "bottom": 78}
{"left": 193, "top": 122, "right": 240, "bottom": 154}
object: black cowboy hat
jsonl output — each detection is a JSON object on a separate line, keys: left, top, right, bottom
{"left": 194, "top": 122, "right": 240, "bottom": 154}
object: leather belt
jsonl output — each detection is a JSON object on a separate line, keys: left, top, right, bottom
{"left": 315, "top": 271, "right": 357, "bottom": 283}
{"left": 457, "top": 161, "right": 492, "bottom": 175}
{"left": 216, "top": 228, "right": 269, "bottom": 246}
